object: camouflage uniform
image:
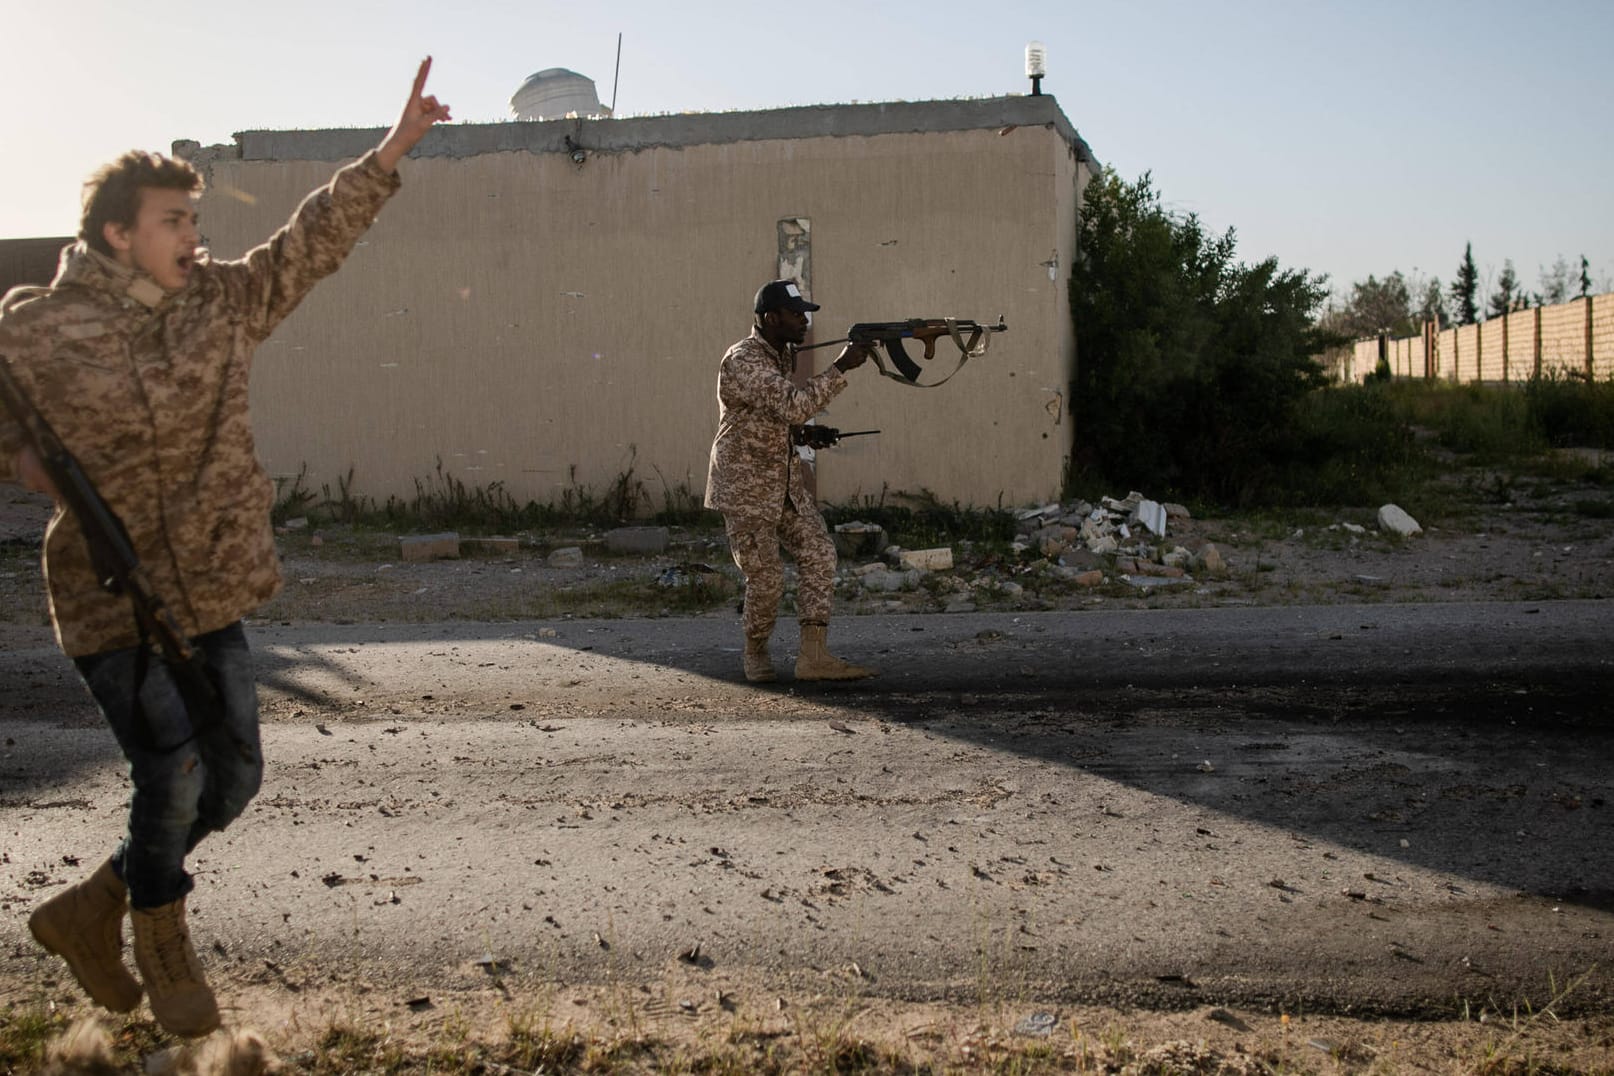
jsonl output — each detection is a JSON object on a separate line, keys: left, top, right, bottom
{"left": 0, "top": 152, "right": 399, "bottom": 658}
{"left": 0, "top": 152, "right": 398, "bottom": 915}
{"left": 705, "top": 328, "right": 847, "bottom": 640}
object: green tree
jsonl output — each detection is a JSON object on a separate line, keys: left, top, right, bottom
{"left": 1540, "top": 255, "right": 1573, "bottom": 304}
{"left": 1415, "top": 276, "right": 1448, "bottom": 328}
{"left": 1581, "top": 255, "right": 1593, "bottom": 299}
{"left": 1488, "top": 259, "right": 1522, "bottom": 318}
{"left": 1339, "top": 272, "right": 1415, "bottom": 338}
{"left": 1451, "top": 243, "right": 1480, "bottom": 325}
{"left": 1069, "top": 169, "right": 1333, "bottom": 506}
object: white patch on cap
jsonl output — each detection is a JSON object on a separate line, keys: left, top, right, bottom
{"left": 785, "top": 284, "right": 802, "bottom": 299}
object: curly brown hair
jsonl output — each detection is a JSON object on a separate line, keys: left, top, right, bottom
{"left": 79, "top": 151, "right": 203, "bottom": 255}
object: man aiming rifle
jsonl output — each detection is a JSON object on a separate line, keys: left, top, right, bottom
{"left": 704, "top": 280, "right": 879, "bottom": 683}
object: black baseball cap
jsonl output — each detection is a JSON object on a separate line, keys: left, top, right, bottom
{"left": 754, "top": 279, "right": 820, "bottom": 314}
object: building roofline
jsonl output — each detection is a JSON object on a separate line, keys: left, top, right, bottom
{"left": 178, "top": 95, "right": 1097, "bottom": 170}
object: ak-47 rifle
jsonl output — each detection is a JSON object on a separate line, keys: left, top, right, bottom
{"left": 801, "top": 316, "right": 1007, "bottom": 387}
{"left": 790, "top": 425, "right": 880, "bottom": 450}
{"left": 0, "top": 357, "right": 221, "bottom": 743}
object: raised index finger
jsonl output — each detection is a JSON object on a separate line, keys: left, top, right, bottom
{"left": 410, "top": 56, "right": 433, "bottom": 102}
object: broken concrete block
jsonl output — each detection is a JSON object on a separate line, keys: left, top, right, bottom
{"left": 1135, "top": 499, "right": 1167, "bottom": 538}
{"left": 833, "top": 521, "right": 889, "bottom": 559}
{"left": 1057, "top": 549, "right": 1105, "bottom": 571}
{"left": 1164, "top": 502, "right": 1191, "bottom": 520}
{"left": 861, "top": 568, "right": 921, "bottom": 592}
{"left": 1016, "top": 503, "right": 1062, "bottom": 521}
{"left": 1034, "top": 523, "right": 1078, "bottom": 550}
{"left": 1052, "top": 565, "right": 1104, "bottom": 586}
{"left": 1079, "top": 517, "right": 1111, "bottom": 543}
{"left": 1197, "top": 543, "right": 1226, "bottom": 573}
{"left": 899, "top": 547, "right": 954, "bottom": 572}
{"left": 400, "top": 532, "right": 460, "bottom": 562}
{"left": 1377, "top": 504, "right": 1422, "bottom": 537}
{"left": 1162, "top": 546, "right": 1193, "bottom": 568}
{"left": 547, "top": 546, "right": 584, "bottom": 566}
{"left": 605, "top": 526, "right": 670, "bottom": 554}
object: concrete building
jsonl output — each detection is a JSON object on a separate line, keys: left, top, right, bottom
{"left": 0, "top": 237, "right": 74, "bottom": 296}
{"left": 178, "top": 94, "right": 1098, "bottom": 514}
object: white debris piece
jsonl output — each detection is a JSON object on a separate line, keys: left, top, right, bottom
{"left": 1377, "top": 504, "right": 1423, "bottom": 537}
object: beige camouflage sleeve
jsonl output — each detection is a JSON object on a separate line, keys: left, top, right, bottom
{"left": 221, "top": 150, "right": 402, "bottom": 344}
{"left": 720, "top": 349, "right": 848, "bottom": 424}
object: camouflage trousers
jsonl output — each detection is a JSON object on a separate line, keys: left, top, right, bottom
{"left": 723, "top": 502, "right": 837, "bottom": 641}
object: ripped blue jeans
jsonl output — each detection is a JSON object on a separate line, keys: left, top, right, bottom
{"left": 74, "top": 621, "right": 263, "bottom": 911}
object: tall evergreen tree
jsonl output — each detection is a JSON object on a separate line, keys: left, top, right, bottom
{"left": 1451, "top": 243, "right": 1480, "bottom": 325}
{"left": 1581, "top": 255, "right": 1593, "bottom": 299}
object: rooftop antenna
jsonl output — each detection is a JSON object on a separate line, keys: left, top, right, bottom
{"left": 1025, "top": 40, "right": 1046, "bottom": 96}
{"left": 610, "top": 32, "right": 622, "bottom": 115}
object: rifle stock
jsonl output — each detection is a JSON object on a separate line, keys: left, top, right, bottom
{"left": 0, "top": 357, "right": 221, "bottom": 734}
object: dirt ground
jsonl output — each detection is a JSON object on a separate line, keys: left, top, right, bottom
{"left": 3, "top": 473, "right": 1613, "bottom": 1073}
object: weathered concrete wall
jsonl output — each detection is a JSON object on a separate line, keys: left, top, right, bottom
{"left": 185, "top": 97, "right": 1094, "bottom": 512}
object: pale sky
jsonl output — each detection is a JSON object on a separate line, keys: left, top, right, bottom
{"left": 2, "top": 0, "right": 1609, "bottom": 303}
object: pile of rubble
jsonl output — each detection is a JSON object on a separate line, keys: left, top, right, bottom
{"left": 830, "top": 491, "right": 1224, "bottom": 604}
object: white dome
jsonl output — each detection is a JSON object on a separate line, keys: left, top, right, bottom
{"left": 510, "top": 68, "right": 612, "bottom": 121}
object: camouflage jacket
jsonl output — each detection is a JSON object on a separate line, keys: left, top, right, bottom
{"left": 704, "top": 328, "right": 847, "bottom": 520}
{"left": 0, "top": 151, "right": 399, "bottom": 657}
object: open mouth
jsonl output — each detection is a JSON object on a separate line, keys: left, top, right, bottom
{"left": 177, "top": 253, "right": 194, "bottom": 273}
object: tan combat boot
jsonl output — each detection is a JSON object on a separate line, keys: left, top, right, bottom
{"left": 794, "top": 622, "right": 876, "bottom": 681}
{"left": 28, "top": 859, "right": 143, "bottom": 1012}
{"left": 743, "top": 636, "right": 777, "bottom": 682}
{"left": 130, "top": 897, "right": 220, "bottom": 1037}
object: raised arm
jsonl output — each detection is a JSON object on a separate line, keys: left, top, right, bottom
{"left": 375, "top": 57, "right": 453, "bottom": 174}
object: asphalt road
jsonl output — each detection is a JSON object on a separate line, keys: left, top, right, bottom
{"left": 1, "top": 600, "right": 1611, "bottom": 1019}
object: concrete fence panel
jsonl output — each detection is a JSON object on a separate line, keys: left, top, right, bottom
{"left": 1540, "top": 302, "right": 1586, "bottom": 377}
{"left": 1594, "top": 295, "right": 1614, "bottom": 381}
{"left": 1478, "top": 319, "right": 1506, "bottom": 382}
{"left": 1504, "top": 311, "right": 1537, "bottom": 382}
{"left": 1453, "top": 325, "right": 1479, "bottom": 382}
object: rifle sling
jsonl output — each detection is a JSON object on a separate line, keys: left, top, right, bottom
{"left": 871, "top": 319, "right": 990, "bottom": 389}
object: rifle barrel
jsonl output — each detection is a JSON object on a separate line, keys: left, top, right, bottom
{"left": 796, "top": 337, "right": 849, "bottom": 352}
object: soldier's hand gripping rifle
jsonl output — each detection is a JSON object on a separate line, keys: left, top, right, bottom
{"left": 790, "top": 425, "right": 880, "bottom": 450}
{"left": 801, "top": 317, "right": 1007, "bottom": 388}
{"left": 0, "top": 357, "right": 221, "bottom": 739}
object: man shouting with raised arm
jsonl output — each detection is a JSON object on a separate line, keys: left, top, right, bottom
{"left": 0, "top": 60, "right": 450, "bottom": 1037}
